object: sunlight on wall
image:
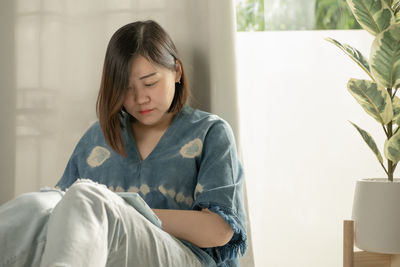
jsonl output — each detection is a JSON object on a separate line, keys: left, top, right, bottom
{"left": 13, "top": 0, "right": 191, "bottom": 195}
{"left": 236, "top": 30, "right": 380, "bottom": 267}
{"left": 15, "top": 0, "right": 192, "bottom": 195}
{"left": 12, "top": 1, "right": 241, "bottom": 217}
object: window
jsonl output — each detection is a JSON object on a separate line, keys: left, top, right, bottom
{"left": 236, "top": 0, "right": 361, "bottom": 31}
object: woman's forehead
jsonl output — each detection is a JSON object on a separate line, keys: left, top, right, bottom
{"left": 129, "top": 56, "right": 159, "bottom": 78}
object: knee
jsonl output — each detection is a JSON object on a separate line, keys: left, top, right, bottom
{"left": 55, "top": 180, "right": 123, "bottom": 227}
{"left": 62, "top": 179, "right": 115, "bottom": 209}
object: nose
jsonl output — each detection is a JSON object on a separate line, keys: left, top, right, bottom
{"left": 134, "top": 88, "right": 150, "bottom": 104}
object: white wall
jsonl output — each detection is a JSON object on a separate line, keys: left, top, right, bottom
{"left": 236, "top": 30, "right": 385, "bottom": 267}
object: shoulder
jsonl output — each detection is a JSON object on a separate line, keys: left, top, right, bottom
{"left": 79, "top": 121, "right": 103, "bottom": 141}
{"left": 179, "top": 106, "right": 236, "bottom": 144}
{"left": 72, "top": 120, "right": 108, "bottom": 154}
{"left": 180, "top": 106, "right": 231, "bottom": 131}
{"left": 87, "top": 120, "right": 101, "bottom": 133}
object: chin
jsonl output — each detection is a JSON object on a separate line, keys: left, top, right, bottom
{"left": 137, "top": 117, "right": 159, "bottom": 126}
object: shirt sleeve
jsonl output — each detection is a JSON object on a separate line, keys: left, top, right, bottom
{"left": 192, "top": 119, "right": 247, "bottom": 263}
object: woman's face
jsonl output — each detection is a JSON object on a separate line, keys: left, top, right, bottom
{"left": 123, "top": 55, "right": 181, "bottom": 129}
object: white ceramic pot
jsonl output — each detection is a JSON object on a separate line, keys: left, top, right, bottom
{"left": 352, "top": 178, "right": 400, "bottom": 254}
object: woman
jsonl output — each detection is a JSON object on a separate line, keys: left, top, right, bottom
{"left": 0, "top": 20, "right": 247, "bottom": 267}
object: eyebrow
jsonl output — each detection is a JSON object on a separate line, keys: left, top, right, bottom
{"left": 139, "top": 72, "right": 157, "bottom": 80}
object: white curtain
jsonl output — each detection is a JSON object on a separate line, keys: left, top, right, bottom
{"left": 0, "top": 0, "right": 254, "bottom": 266}
{"left": 0, "top": 0, "right": 239, "bottom": 197}
{"left": 0, "top": 0, "right": 16, "bottom": 207}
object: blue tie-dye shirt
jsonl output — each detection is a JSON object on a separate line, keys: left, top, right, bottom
{"left": 56, "top": 105, "right": 247, "bottom": 267}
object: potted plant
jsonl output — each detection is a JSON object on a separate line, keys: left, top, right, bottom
{"left": 327, "top": 0, "right": 400, "bottom": 254}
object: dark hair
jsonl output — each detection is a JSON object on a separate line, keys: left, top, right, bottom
{"left": 96, "top": 20, "right": 189, "bottom": 156}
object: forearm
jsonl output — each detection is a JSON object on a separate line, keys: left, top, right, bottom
{"left": 152, "top": 208, "right": 234, "bottom": 248}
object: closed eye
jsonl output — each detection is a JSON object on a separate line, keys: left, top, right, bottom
{"left": 144, "top": 81, "right": 158, "bottom": 87}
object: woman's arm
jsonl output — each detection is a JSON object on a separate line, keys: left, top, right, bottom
{"left": 152, "top": 208, "right": 234, "bottom": 248}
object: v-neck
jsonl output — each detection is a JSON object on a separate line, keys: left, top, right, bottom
{"left": 124, "top": 108, "right": 186, "bottom": 162}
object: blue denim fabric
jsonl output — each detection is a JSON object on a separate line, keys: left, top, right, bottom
{"left": 56, "top": 106, "right": 247, "bottom": 266}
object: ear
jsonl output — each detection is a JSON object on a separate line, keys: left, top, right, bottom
{"left": 175, "top": 59, "right": 182, "bottom": 83}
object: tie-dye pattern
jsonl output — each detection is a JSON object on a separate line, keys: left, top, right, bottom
{"left": 56, "top": 105, "right": 247, "bottom": 267}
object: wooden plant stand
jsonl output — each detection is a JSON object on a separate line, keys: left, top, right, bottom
{"left": 343, "top": 220, "right": 400, "bottom": 267}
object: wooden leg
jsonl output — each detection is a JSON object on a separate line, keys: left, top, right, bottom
{"left": 344, "top": 219, "right": 391, "bottom": 267}
{"left": 344, "top": 220, "right": 354, "bottom": 267}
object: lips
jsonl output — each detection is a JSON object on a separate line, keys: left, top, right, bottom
{"left": 139, "top": 109, "right": 154, "bottom": 115}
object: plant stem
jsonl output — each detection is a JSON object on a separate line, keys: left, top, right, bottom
{"left": 389, "top": 160, "right": 394, "bottom": 181}
{"left": 388, "top": 119, "right": 394, "bottom": 181}
{"left": 383, "top": 125, "right": 389, "bottom": 138}
{"left": 394, "top": 125, "right": 400, "bottom": 136}
{"left": 380, "top": 161, "right": 389, "bottom": 176}
{"left": 392, "top": 88, "right": 398, "bottom": 99}
{"left": 388, "top": 87, "right": 394, "bottom": 181}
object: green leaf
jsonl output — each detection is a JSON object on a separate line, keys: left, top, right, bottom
{"left": 347, "top": 78, "right": 393, "bottom": 124}
{"left": 392, "top": 96, "right": 400, "bottom": 124}
{"left": 350, "top": 121, "right": 384, "bottom": 164}
{"left": 385, "top": 0, "right": 394, "bottom": 7}
{"left": 384, "top": 128, "right": 400, "bottom": 162}
{"left": 346, "top": 0, "right": 394, "bottom": 35}
{"left": 326, "top": 37, "right": 373, "bottom": 80}
{"left": 315, "top": 0, "right": 361, "bottom": 29}
{"left": 393, "top": 0, "right": 400, "bottom": 14}
{"left": 370, "top": 23, "right": 400, "bottom": 88}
